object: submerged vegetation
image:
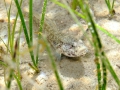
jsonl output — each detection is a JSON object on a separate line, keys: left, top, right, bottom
{"left": 0, "top": 0, "right": 119, "bottom": 90}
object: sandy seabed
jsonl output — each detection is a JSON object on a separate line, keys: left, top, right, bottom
{"left": 0, "top": 0, "right": 120, "bottom": 90}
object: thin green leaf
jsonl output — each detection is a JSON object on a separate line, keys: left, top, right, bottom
{"left": 29, "top": 0, "right": 33, "bottom": 43}
{"left": 40, "top": 34, "right": 64, "bottom": 90}
{"left": 14, "top": 0, "right": 37, "bottom": 68}
{"left": 13, "top": 73, "right": 23, "bottom": 90}
{"left": 35, "top": 0, "right": 48, "bottom": 65}
{"left": 96, "top": 24, "right": 120, "bottom": 44}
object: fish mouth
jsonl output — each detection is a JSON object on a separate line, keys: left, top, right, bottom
{"left": 55, "top": 39, "right": 88, "bottom": 57}
{"left": 62, "top": 45, "right": 88, "bottom": 57}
